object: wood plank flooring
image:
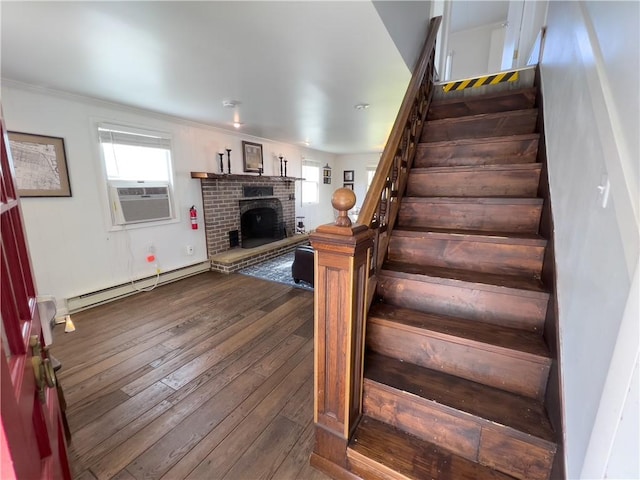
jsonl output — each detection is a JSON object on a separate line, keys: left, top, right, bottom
{"left": 51, "top": 272, "right": 328, "bottom": 480}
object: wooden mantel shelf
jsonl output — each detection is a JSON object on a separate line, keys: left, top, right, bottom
{"left": 190, "top": 172, "right": 303, "bottom": 181}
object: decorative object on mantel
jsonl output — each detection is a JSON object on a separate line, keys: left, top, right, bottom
{"left": 8, "top": 131, "right": 71, "bottom": 197}
{"left": 332, "top": 187, "right": 356, "bottom": 227}
{"left": 284, "top": 158, "right": 288, "bottom": 177}
{"left": 323, "top": 164, "right": 332, "bottom": 184}
{"left": 343, "top": 170, "right": 354, "bottom": 182}
{"left": 296, "top": 216, "right": 306, "bottom": 234}
{"left": 218, "top": 151, "right": 224, "bottom": 174}
{"left": 278, "top": 155, "right": 284, "bottom": 176}
{"left": 242, "top": 141, "right": 263, "bottom": 173}
{"left": 225, "top": 148, "right": 232, "bottom": 174}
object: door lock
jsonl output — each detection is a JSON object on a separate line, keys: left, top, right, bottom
{"left": 30, "top": 335, "right": 56, "bottom": 403}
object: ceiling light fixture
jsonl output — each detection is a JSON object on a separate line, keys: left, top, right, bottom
{"left": 233, "top": 122, "right": 243, "bottom": 129}
{"left": 354, "top": 103, "right": 370, "bottom": 110}
{"left": 222, "top": 100, "right": 241, "bottom": 108}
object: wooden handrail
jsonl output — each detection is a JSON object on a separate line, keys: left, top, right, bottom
{"left": 357, "top": 16, "right": 442, "bottom": 277}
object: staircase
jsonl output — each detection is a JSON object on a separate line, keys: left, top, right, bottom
{"left": 345, "top": 86, "right": 558, "bottom": 479}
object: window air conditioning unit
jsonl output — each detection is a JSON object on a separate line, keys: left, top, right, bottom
{"left": 109, "top": 182, "right": 173, "bottom": 225}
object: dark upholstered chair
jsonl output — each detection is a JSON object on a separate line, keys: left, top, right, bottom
{"left": 291, "top": 245, "right": 314, "bottom": 286}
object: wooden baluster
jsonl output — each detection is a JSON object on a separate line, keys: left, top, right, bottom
{"left": 309, "top": 188, "right": 374, "bottom": 477}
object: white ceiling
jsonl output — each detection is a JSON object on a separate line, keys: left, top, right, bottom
{"left": 1, "top": 1, "right": 434, "bottom": 154}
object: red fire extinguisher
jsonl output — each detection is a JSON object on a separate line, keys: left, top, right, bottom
{"left": 189, "top": 205, "right": 198, "bottom": 230}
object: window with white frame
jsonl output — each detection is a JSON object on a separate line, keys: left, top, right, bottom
{"left": 301, "top": 160, "right": 320, "bottom": 204}
{"left": 98, "top": 123, "right": 175, "bottom": 226}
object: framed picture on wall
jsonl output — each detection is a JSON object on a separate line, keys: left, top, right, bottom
{"left": 323, "top": 163, "right": 332, "bottom": 184}
{"left": 343, "top": 183, "right": 354, "bottom": 190}
{"left": 8, "top": 132, "right": 71, "bottom": 197}
{"left": 343, "top": 170, "right": 354, "bottom": 182}
{"left": 242, "top": 141, "right": 263, "bottom": 173}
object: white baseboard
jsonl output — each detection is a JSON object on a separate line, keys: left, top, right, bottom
{"left": 65, "top": 261, "right": 211, "bottom": 314}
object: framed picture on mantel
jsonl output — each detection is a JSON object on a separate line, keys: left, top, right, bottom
{"left": 242, "top": 141, "right": 263, "bottom": 173}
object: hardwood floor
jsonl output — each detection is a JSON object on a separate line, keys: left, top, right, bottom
{"left": 51, "top": 272, "right": 329, "bottom": 480}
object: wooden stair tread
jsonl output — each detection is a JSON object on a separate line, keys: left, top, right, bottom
{"left": 427, "top": 88, "right": 537, "bottom": 121}
{"left": 422, "top": 110, "right": 538, "bottom": 143}
{"left": 418, "top": 133, "right": 540, "bottom": 150}
{"left": 430, "top": 87, "right": 536, "bottom": 108}
{"left": 402, "top": 196, "right": 543, "bottom": 205}
{"left": 411, "top": 163, "right": 541, "bottom": 174}
{"left": 381, "top": 261, "right": 547, "bottom": 295}
{"left": 365, "top": 352, "right": 555, "bottom": 444}
{"left": 414, "top": 134, "right": 540, "bottom": 168}
{"left": 348, "top": 416, "right": 517, "bottom": 480}
{"left": 392, "top": 227, "right": 547, "bottom": 246}
{"left": 398, "top": 197, "right": 544, "bottom": 235}
{"left": 368, "top": 303, "right": 550, "bottom": 359}
{"left": 425, "top": 109, "right": 538, "bottom": 127}
{"left": 407, "top": 163, "right": 541, "bottom": 198}
{"left": 388, "top": 227, "right": 546, "bottom": 279}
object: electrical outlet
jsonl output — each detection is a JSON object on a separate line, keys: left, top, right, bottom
{"left": 186, "top": 245, "right": 194, "bottom": 255}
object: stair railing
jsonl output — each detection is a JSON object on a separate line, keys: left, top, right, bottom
{"left": 358, "top": 15, "right": 441, "bottom": 300}
{"left": 309, "top": 17, "right": 441, "bottom": 478}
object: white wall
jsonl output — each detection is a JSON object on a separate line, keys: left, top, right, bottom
{"left": 449, "top": 23, "right": 502, "bottom": 80}
{"left": 430, "top": 0, "right": 451, "bottom": 80}
{"left": 1, "top": 83, "right": 335, "bottom": 312}
{"left": 517, "top": 1, "right": 549, "bottom": 68}
{"left": 541, "top": 1, "right": 639, "bottom": 477}
{"left": 296, "top": 157, "right": 337, "bottom": 231}
{"left": 335, "top": 153, "right": 381, "bottom": 217}
{"left": 373, "top": 1, "right": 432, "bottom": 71}
{"left": 582, "top": 260, "right": 639, "bottom": 479}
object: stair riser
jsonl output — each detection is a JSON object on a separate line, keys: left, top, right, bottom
{"left": 407, "top": 167, "right": 541, "bottom": 197}
{"left": 388, "top": 236, "right": 544, "bottom": 277}
{"left": 363, "top": 381, "right": 554, "bottom": 480}
{"left": 367, "top": 321, "right": 549, "bottom": 399}
{"left": 377, "top": 275, "right": 547, "bottom": 332}
{"left": 428, "top": 90, "right": 536, "bottom": 120}
{"left": 364, "top": 381, "right": 481, "bottom": 462}
{"left": 422, "top": 111, "right": 538, "bottom": 143}
{"left": 415, "top": 136, "right": 539, "bottom": 168}
{"left": 479, "top": 429, "right": 555, "bottom": 480}
{"left": 398, "top": 202, "right": 542, "bottom": 233}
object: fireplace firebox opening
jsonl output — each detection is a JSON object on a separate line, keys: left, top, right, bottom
{"left": 240, "top": 206, "right": 284, "bottom": 249}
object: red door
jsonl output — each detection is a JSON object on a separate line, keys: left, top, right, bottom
{"left": 0, "top": 111, "right": 71, "bottom": 479}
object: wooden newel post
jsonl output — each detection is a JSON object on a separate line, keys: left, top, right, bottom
{"left": 309, "top": 188, "right": 374, "bottom": 476}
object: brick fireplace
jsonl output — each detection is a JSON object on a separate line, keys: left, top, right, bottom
{"left": 193, "top": 172, "right": 298, "bottom": 258}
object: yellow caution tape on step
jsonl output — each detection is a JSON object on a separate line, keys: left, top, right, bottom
{"left": 442, "top": 70, "right": 519, "bottom": 92}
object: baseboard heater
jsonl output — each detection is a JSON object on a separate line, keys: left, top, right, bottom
{"left": 66, "top": 261, "right": 211, "bottom": 313}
